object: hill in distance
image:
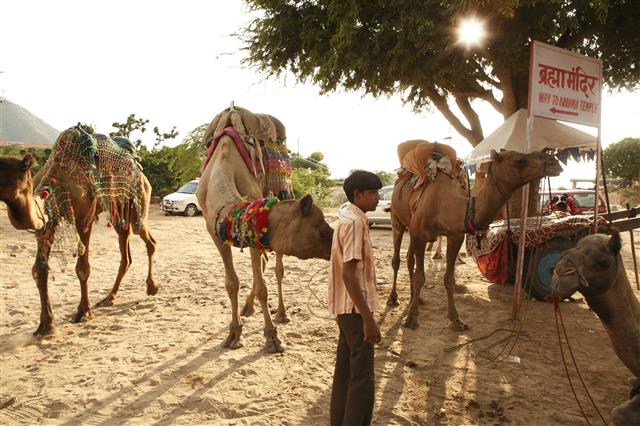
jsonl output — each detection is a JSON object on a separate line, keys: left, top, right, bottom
{"left": 0, "top": 97, "right": 59, "bottom": 145}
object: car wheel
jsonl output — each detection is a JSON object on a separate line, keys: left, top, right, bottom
{"left": 185, "top": 204, "right": 198, "bottom": 217}
{"left": 525, "top": 237, "right": 576, "bottom": 301}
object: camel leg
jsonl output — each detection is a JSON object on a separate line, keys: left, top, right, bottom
{"left": 250, "top": 248, "right": 284, "bottom": 353}
{"left": 273, "top": 253, "right": 289, "bottom": 323}
{"left": 242, "top": 253, "right": 266, "bottom": 317}
{"left": 444, "top": 234, "right": 468, "bottom": 331}
{"left": 611, "top": 394, "right": 640, "bottom": 426}
{"left": 404, "top": 236, "right": 426, "bottom": 329}
{"left": 31, "top": 229, "right": 55, "bottom": 337}
{"left": 72, "top": 224, "right": 94, "bottom": 323}
{"left": 211, "top": 235, "right": 244, "bottom": 349}
{"left": 133, "top": 222, "right": 159, "bottom": 296}
{"left": 406, "top": 242, "right": 425, "bottom": 305}
{"left": 96, "top": 224, "right": 132, "bottom": 307}
{"left": 387, "top": 214, "right": 405, "bottom": 307}
{"left": 432, "top": 236, "right": 443, "bottom": 260}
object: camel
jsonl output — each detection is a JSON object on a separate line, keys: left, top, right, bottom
{"left": 0, "top": 126, "right": 158, "bottom": 337}
{"left": 388, "top": 140, "right": 562, "bottom": 330}
{"left": 196, "top": 106, "right": 333, "bottom": 353}
{"left": 552, "top": 231, "right": 640, "bottom": 425}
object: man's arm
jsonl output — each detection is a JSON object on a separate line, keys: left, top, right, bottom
{"left": 343, "top": 259, "right": 381, "bottom": 344}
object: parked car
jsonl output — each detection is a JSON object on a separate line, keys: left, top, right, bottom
{"left": 340, "top": 185, "right": 394, "bottom": 227}
{"left": 540, "top": 189, "right": 606, "bottom": 215}
{"left": 161, "top": 180, "right": 202, "bottom": 216}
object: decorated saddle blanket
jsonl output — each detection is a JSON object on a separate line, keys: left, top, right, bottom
{"left": 465, "top": 214, "right": 610, "bottom": 259}
{"left": 202, "top": 106, "right": 294, "bottom": 200}
{"left": 215, "top": 197, "right": 279, "bottom": 251}
{"left": 35, "top": 125, "right": 145, "bottom": 264}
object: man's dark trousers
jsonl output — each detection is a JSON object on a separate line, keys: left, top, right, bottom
{"left": 330, "top": 313, "right": 375, "bottom": 426}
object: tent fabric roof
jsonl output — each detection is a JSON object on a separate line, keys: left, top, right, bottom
{"left": 465, "top": 108, "right": 597, "bottom": 165}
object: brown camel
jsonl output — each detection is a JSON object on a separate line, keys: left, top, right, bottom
{"left": 196, "top": 106, "right": 333, "bottom": 353}
{"left": 389, "top": 141, "right": 562, "bottom": 330}
{"left": 0, "top": 127, "right": 157, "bottom": 337}
{"left": 553, "top": 231, "right": 640, "bottom": 425}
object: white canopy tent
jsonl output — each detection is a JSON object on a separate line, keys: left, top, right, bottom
{"left": 465, "top": 108, "right": 597, "bottom": 165}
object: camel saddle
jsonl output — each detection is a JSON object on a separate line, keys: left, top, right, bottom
{"left": 397, "top": 140, "right": 458, "bottom": 181}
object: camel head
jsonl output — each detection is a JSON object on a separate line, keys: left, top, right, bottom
{"left": 552, "top": 232, "right": 622, "bottom": 300}
{"left": 268, "top": 194, "right": 334, "bottom": 260}
{"left": 489, "top": 149, "right": 562, "bottom": 193}
{"left": 0, "top": 154, "right": 45, "bottom": 231}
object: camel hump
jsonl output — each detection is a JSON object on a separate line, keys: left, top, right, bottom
{"left": 397, "top": 140, "right": 457, "bottom": 178}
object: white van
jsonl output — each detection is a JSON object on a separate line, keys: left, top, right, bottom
{"left": 161, "top": 179, "right": 201, "bottom": 216}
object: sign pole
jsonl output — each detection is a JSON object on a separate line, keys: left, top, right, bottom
{"left": 594, "top": 72, "right": 603, "bottom": 233}
{"left": 512, "top": 43, "right": 536, "bottom": 321}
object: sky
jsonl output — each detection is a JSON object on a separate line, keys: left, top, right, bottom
{"left": 1, "top": 0, "right": 638, "bottom": 186}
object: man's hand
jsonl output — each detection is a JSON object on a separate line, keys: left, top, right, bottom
{"left": 363, "top": 315, "right": 381, "bottom": 345}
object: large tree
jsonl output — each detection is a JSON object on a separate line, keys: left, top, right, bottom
{"left": 242, "top": 0, "right": 640, "bottom": 146}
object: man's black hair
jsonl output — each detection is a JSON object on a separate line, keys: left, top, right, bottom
{"left": 343, "top": 170, "right": 382, "bottom": 203}
{"left": 560, "top": 194, "right": 568, "bottom": 201}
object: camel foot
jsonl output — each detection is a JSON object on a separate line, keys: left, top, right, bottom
{"left": 34, "top": 322, "right": 56, "bottom": 338}
{"left": 451, "top": 318, "right": 469, "bottom": 331}
{"left": 240, "top": 303, "right": 255, "bottom": 317}
{"left": 146, "top": 281, "right": 159, "bottom": 296}
{"left": 72, "top": 309, "right": 94, "bottom": 324}
{"left": 455, "top": 284, "right": 468, "bottom": 293}
{"left": 387, "top": 295, "right": 399, "bottom": 307}
{"left": 264, "top": 336, "right": 285, "bottom": 353}
{"left": 274, "top": 310, "right": 290, "bottom": 324}
{"left": 221, "top": 331, "right": 244, "bottom": 350}
{"left": 611, "top": 395, "right": 640, "bottom": 426}
{"left": 431, "top": 253, "right": 443, "bottom": 260}
{"left": 95, "top": 294, "right": 116, "bottom": 308}
{"left": 402, "top": 316, "right": 420, "bottom": 329}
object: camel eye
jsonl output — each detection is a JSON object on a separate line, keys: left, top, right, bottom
{"left": 595, "top": 259, "right": 611, "bottom": 270}
{"left": 516, "top": 158, "right": 527, "bottom": 167}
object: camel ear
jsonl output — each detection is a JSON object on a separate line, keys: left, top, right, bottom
{"left": 607, "top": 231, "right": 622, "bottom": 256}
{"left": 20, "top": 154, "right": 36, "bottom": 171}
{"left": 299, "top": 194, "right": 313, "bottom": 216}
{"left": 490, "top": 149, "right": 503, "bottom": 162}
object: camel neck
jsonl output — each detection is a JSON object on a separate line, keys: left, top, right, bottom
{"left": 470, "top": 171, "right": 511, "bottom": 230}
{"left": 586, "top": 263, "right": 640, "bottom": 377}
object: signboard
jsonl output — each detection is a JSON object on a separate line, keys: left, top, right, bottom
{"left": 530, "top": 41, "right": 602, "bottom": 127}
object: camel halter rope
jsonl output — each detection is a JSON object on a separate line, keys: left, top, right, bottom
{"left": 215, "top": 197, "right": 279, "bottom": 251}
{"left": 552, "top": 254, "right": 607, "bottom": 425}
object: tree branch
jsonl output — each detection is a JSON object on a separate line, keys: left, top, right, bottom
{"left": 455, "top": 96, "right": 484, "bottom": 143}
{"left": 424, "top": 88, "right": 482, "bottom": 146}
{"left": 557, "top": 24, "right": 603, "bottom": 49}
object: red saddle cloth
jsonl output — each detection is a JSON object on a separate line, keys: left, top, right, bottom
{"left": 203, "top": 126, "right": 264, "bottom": 175}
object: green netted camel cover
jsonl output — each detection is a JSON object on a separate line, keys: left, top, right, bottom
{"left": 35, "top": 126, "right": 144, "bottom": 260}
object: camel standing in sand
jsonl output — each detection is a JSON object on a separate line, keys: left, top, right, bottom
{"left": 0, "top": 128, "right": 157, "bottom": 337}
{"left": 553, "top": 232, "right": 640, "bottom": 425}
{"left": 196, "top": 106, "right": 333, "bottom": 353}
{"left": 389, "top": 141, "right": 562, "bottom": 330}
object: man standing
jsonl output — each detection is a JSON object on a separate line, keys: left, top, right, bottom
{"left": 329, "top": 170, "right": 382, "bottom": 426}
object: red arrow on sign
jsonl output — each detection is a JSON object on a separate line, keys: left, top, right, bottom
{"left": 550, "top": 107, "right": 579, "bottom": 116}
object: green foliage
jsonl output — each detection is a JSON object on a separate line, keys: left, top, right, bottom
{"left": 375, "top": 170, "right": 395, "bottom": 186}
{"left": 289, "top": 151, "right": 335, "bottom": 206}
{"left": 243, "top": 0, "right": 640, "bottom": 145}
{"left": 138, "top": 124, "right": 207, "bottom": 197}
{"left": 110, "top": 114, "right": 150, "bottom": 148}
{"left": 0, "top": 145, "right": 51, "bottom": 174}
{"left": 604, "top": 137, "right": 640, "bottom": 187}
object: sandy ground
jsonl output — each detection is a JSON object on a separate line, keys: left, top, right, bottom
{"left": 1, "top": 204, "right": 639, "bottom": 425}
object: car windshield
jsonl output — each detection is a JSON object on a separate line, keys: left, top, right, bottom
{"left": 177, "top": 181, "right": 198, "bottom": 194}
{"left": 573, "top": 193, "right": 598, "bottom": 208}
{"left": 379, "top": 188, "right": 393, "bottom": 201}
